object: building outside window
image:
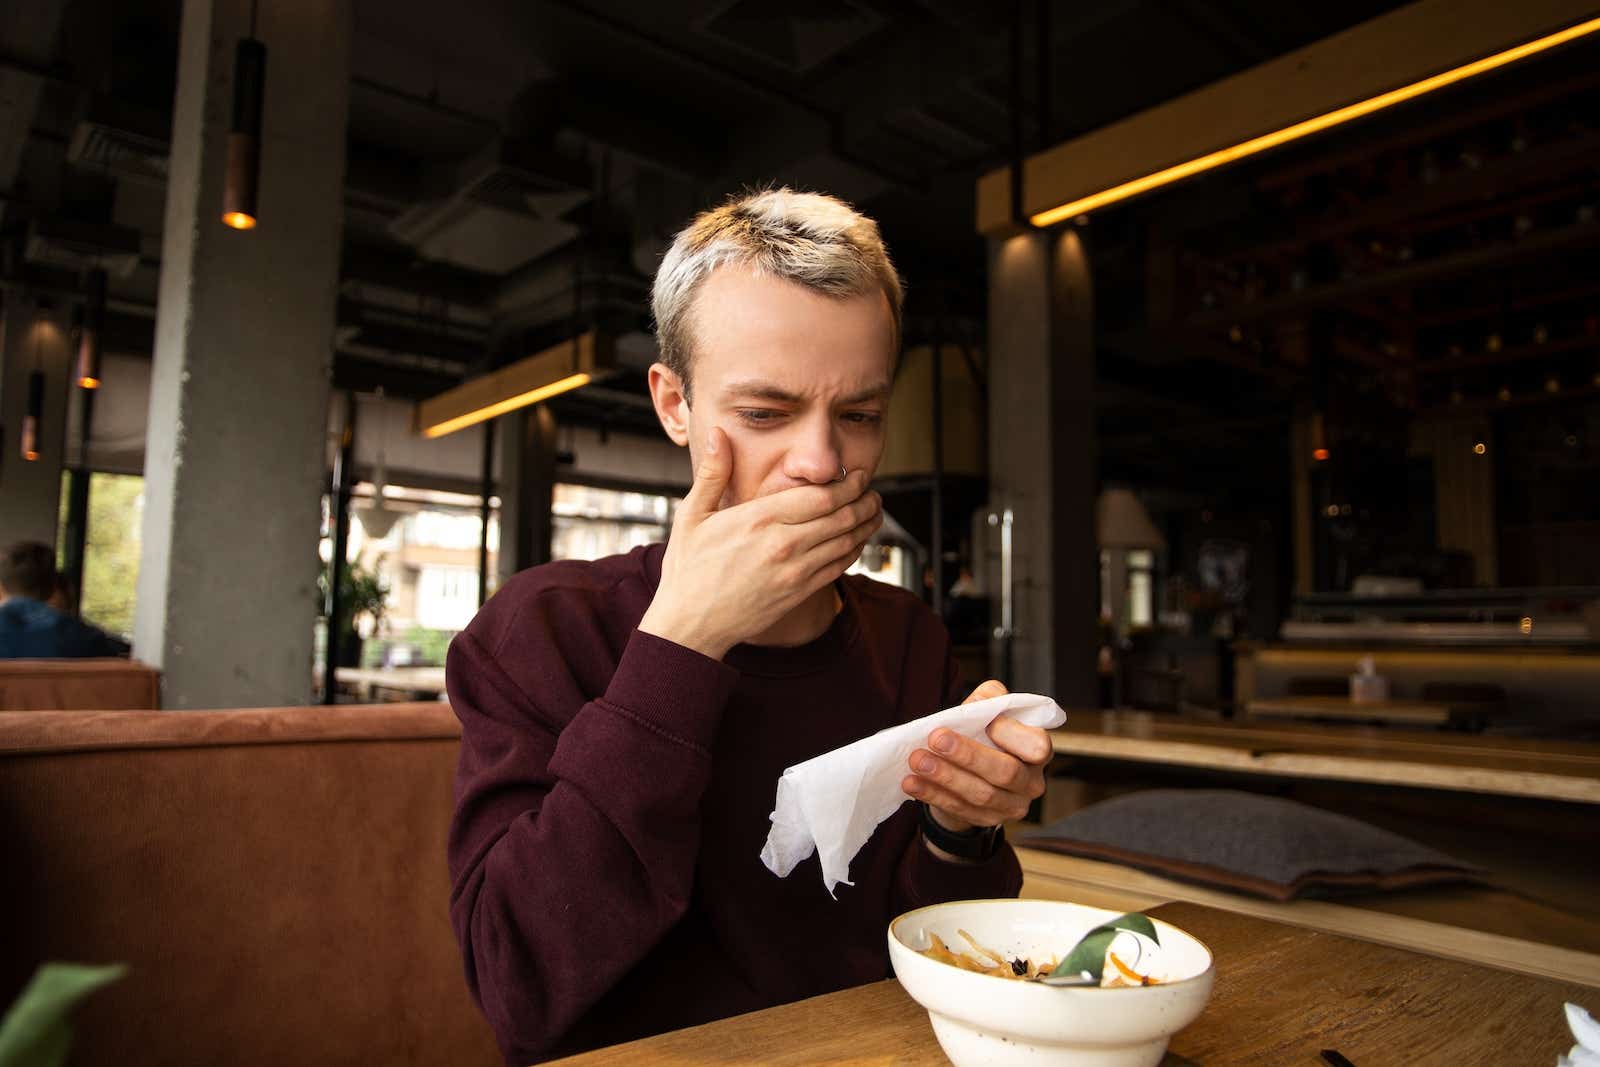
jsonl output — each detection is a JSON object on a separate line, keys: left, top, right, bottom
{"left": 552, "top": 483, "right": 673, "bottom": 561}
{"left": 319, "top": 483, "right": 499, "bottom": 669}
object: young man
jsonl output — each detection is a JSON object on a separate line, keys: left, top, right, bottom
{"left": 0, "top": 542, "right": 128, "bottom": 659}
{"left": 446, "top": 189, "right": 1052, "bottom": 1064}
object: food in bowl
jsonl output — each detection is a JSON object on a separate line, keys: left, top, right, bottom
{"left": 919, "top": 912, "right": 1169, "bottom": 987}
{"left": 889, "top": 899, "right": 1214, "bottom": 1067}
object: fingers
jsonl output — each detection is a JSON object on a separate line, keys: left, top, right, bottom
{"left": 798, "top": 505, "right": 882, "bottom": 574}
{"left": 679, "top": 427, "right": 733, "bottom": 522}
{"left": 962, "top": 678, "right": 1008, "bottom": 705}
{"left": 796, "top": 490, "right": 882, "bottom": 551}
{"left": 986, "top": 716, "right": 1054, "bottom": 766}
{"left": 921, "top": 728, "right": 1036, "bottom": 795}
{"left": 902, "top": 754, "right": 1039, "bottom": 826}
{"left": 902, "top": 775, "right": 1006, "bottom": 828}
{"left": 902, "top": 718, "right": 1050, "bottom": 826}
{"left": 763, "top": 470, "right": 871, "bottom": 524}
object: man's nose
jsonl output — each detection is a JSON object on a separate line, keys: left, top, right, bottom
{"left": 783, "top": 418, "right": 844, "bottom": 485}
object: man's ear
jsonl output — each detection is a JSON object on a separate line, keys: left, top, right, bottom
{"left": 648, "top": 362, "right": 692, "bottom": 447}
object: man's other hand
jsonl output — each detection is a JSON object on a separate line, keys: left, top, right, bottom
{"left": 902, "top": 679, "right": 1050, "bottom": 833}
{"left": 638, "top": 426, "right": 882, "bottom": 661}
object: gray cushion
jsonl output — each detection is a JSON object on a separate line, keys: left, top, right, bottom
{"left": 1020, "top": 789, "right": 1484, "bottom": 901}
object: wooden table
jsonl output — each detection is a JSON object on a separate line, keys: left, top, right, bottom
{"left": 1049, "top": 711, "right": 1600, "bottom": 804}
{"left": 1017, "top": 847, "right": 1600, "bottom": 987}
{"left": 1244, "top": 694, "right": 1455, "bottom": 727}
{"left": 547, "top": 902, "right": 1597, "bottom": 1065}
{"left": 332, "top": 666, "right": 447, "bottom": 701}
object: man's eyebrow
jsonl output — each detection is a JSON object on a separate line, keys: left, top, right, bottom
{"left": 721, "top": 380, "right": 893, "bottom": 405}
{"left": 723, "top": 380, "right": 805, "bottom": 403}
{"left": 840, "top": 385, "right": 891, "bottom": 405}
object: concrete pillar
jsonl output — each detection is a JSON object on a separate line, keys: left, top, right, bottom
{"left": 0, "top": 296, "right": 72, "bottom": 550}
{"left": 986, "top": 230, "right": 1098, "bottom": 708}
{"left": 134, "top": 0, "right": 351, "bottom": 708}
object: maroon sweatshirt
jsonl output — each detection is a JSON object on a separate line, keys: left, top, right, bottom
{"left": 446, "top": 543, "right": 1023, "bottom": 1065}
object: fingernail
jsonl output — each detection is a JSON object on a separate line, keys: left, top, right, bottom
{"left": 931, "top": 732, "right": 954, "bottom": 754}
{"left": 913, "top": 753, "right": 936, "bottom": 774}
{"left": 905, "top": 779, "right": 923, "bottom": 796}
{"left": 706, "top": 429, "right": 719, "bottom": 454}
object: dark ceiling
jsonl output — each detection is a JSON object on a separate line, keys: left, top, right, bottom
{"left": 14, "top": 0, "right": 1595, "bottom": 488}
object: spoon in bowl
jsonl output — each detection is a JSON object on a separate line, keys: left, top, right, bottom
{"left": 1035, "top": 970, "right": 1099, "bottom": 987}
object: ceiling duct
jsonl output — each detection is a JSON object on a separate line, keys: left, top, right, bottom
{"left": 388, "top": 138, "right": 591, "bottom": 275}
{"left": 24, "top": 217, "right": 144, "bottom": 278}
{"left": 66, "top": 96, "right": 172, "bottom": 188}
{"left": 694, "top": 0, "right": 887, "bottom": 73}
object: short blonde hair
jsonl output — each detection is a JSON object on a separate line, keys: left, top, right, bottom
{"left": 651, "top": 187, "right": 904, "bottom": 396}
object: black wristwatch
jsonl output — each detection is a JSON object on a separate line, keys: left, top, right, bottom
{"left": 917, "top": 801, "right": 1003, "bottom": 862}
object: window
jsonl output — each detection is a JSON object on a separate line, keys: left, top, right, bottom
{"left": 552, "top": 483, "right": 673, "bottom": 561}
{"left": 415, "top": 565, "right": 480, "bottom": 630}
{"left": 56, "top": 471, "right": 144, "bottom": 640}
{"left": 318, "top": 482, "right": 500, "bottom": 672}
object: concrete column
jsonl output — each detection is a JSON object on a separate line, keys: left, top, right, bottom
{"left": 134, "top": 0, "right": 351, "bottom": 708}
{"left": 986, "top": 230, "right": 1098, "bottom": 707}
{"left": 0, "top": 296, "right": 72, "bottom": 550}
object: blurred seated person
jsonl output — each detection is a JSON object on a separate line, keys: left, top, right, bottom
{"left": 0, "top": 542, "right": 129, "bottom": 659}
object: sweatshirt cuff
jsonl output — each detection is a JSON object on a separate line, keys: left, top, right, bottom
{"left": 898, "top": 832, "right": 1023, "bottom": 907}
{"left": 598, "top": 629, "right": 741, "bottom": 754}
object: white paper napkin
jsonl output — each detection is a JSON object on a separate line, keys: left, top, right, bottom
{"left": 759, "top": 692, "right": 1066, "bottom": 896}
{"left": 1560, "top": 1002, "right": 1600, "bottom": 1067}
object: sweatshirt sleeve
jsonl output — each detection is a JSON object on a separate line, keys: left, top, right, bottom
{"left": 889, "top": 641, "right": 1024, "bottom": 912}
{"left": 446, "top": 614, "right": 739, "bottom": 1065}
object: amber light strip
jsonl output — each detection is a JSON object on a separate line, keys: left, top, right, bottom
{"left": 420, "top": 372, "right": 591, "bottom": 438}
{"left": 1029, "top": 16, "right": 1600, "bottom": 228}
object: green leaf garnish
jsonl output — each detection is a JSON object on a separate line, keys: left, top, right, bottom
{"left": 0, "top": 962, "right": 127, "bottom": 1067}
{"left": 1051, "top": 913, "right": 1159, "bottom": 982}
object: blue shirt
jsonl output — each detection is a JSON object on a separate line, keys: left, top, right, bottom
{"left": 0, "top": 597, "right": 130, "bottom": 659}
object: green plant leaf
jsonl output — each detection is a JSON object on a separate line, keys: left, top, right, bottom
{"left": 1051, "top": 913, "right": 1160, "bottom": 981}
{"left": 0, "top": 963, "right": 127, "bottom": 1067}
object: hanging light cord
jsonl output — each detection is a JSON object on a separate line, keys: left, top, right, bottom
{"left": 249, "top": 0, "right": 260, "bottom": 38}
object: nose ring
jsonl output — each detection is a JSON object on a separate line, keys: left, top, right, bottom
{"left": 839, "top": 464, "right": 848, "bottom": 482}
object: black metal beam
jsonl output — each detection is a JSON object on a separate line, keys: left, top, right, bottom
{"left": 322, "top": 392, "right": 356, "bottom": 704}
{"left": 478, "top": 418, "right": 496, "bottom": 607}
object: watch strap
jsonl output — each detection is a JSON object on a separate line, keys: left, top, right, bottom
{"left": 917, "top": 801, "right": 1003, "bottom": 861}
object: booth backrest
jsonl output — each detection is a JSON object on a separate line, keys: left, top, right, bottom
{"left": 0, "top": 659, "right": 161, "bottom": 711}
{"left": 0, "top": 702, "right": 500, "bottom": 1067}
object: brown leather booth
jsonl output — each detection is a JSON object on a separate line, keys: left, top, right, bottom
{"left": 0, "top": 702, "right": 499, "bottom": 1067}
{"left": 0, "top": 659, "right": 161, "bottom": 711}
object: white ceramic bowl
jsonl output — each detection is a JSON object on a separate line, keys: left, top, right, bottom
{"left": 888, "top": 899, "right": 1214, "bottom": 1067}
